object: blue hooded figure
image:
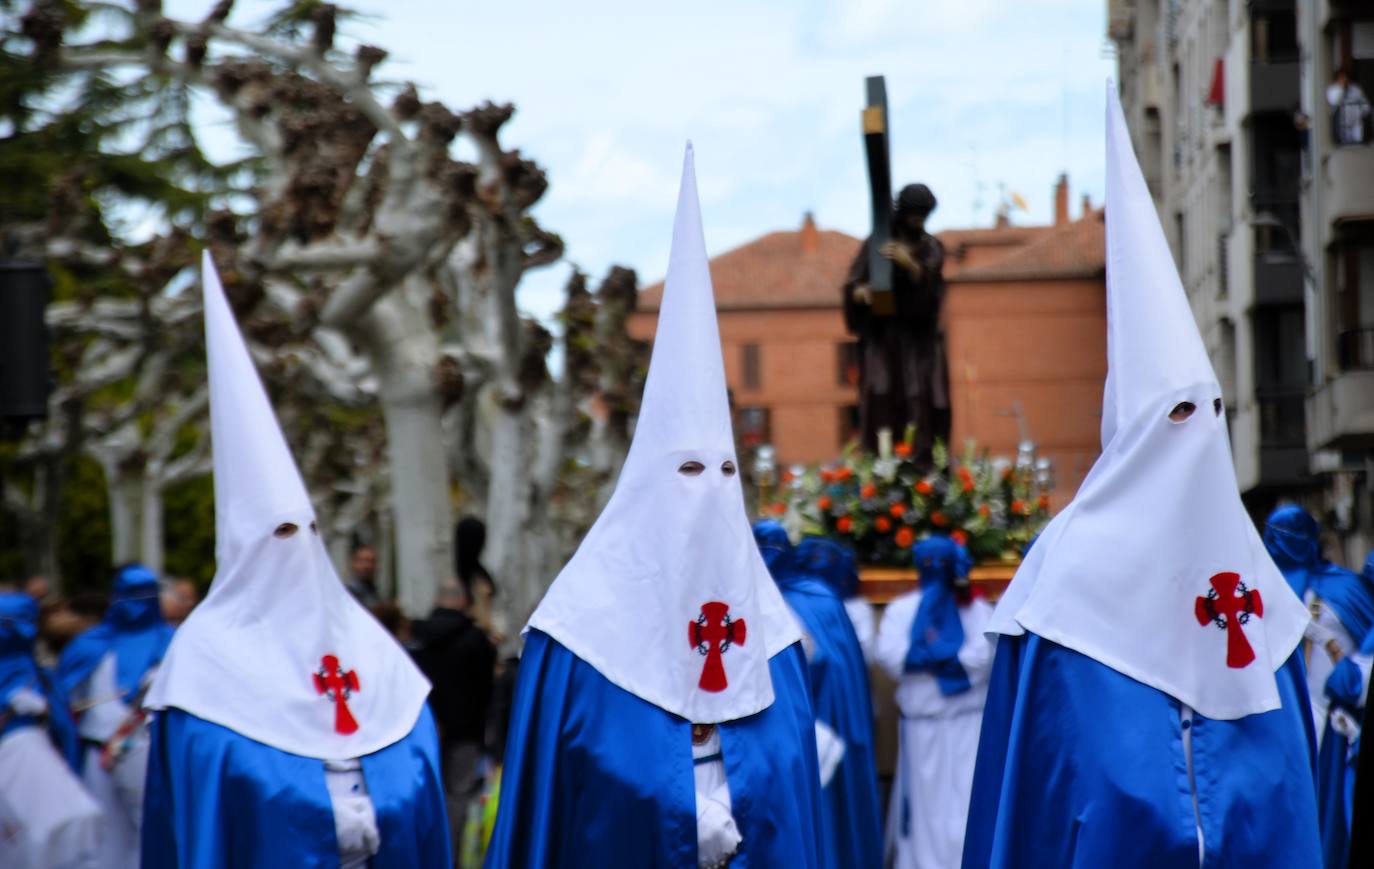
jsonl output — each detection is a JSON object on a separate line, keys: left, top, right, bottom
{"left": 1263, "top": 504, "right": 1323, "bottom": 599}
{"left": 963, "top": 86, "right": 1320, "bottom": 869}
{"left": 484, "top": 148, "right": 824, "bottom": 869}
{"left": 1314, "top": 549, "right": 1374, "bottom": 868}
{"left": 0, "top": 591, "right": 103, "bottom": 867}
{"left": 875, "top": 534, "right": 994, "bottom": 869}
{"left": 141, "top": 255, "right": 450, "bottom": 869}
{"left": 799, "top": 536, "right": 877, "bottom": 665}
{"left": 758, "top": 525, "right": 883, "bottom": 869}
{"left": 57, "top": 563, "right": 175, "bottom": 868}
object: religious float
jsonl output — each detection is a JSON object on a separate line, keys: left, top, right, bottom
{"left": 756, "top": 435, "right": 1053, "bottom": 603}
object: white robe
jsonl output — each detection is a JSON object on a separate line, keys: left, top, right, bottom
{"left": 844, "top": 596, "right": 877, "bottom": 666}
{"left": 0, "top": 726, "right": 102, "bottom": 869}
{"left": 876, "top": 591, "right": 995, "bottom": 869}
{"left": 70, "top": 653, "right": 145, "bottom": 869}
{"left": 1303, "top": 590, "right": 1357, "bottom": 748}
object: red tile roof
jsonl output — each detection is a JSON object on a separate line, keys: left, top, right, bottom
{"left": 637, "top": 216, "right": 861, "bottom": 311}
{"left": 636, "top": 212, "right": 1104, "bottom": 310}
{"left": 940, "top": 226, "right": 1053, "bottom": 278}
{"left": 951, "top": 211, "right": 1105, "bottom": 282}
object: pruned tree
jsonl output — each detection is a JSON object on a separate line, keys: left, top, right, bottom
{"left": 5, "top": 1, "right": 644, "bottom": 617}
{"left": 452, "top": 264, "right": 645, "bottom": 633}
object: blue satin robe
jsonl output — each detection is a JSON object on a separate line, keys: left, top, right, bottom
{"left": 142, "top": 705, "right": 451, "bottom": 868}
{"left": 1306, "top": 563, "right": 1374, "bottom": 868}
{"left": 963, "top": 632, "right": 1321, "bottom": 869}
{"left": 778, "top": 575, "right": 883, "bottom": 869}
{"left": 484, "top": 630, "right": 827, "bottom": 868}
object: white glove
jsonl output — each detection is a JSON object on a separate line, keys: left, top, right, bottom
{"left": 696, "top": 790, "right": 742, "bottom": 868}
{"left": 331, "top": 793, "right": 380, "bottom": 862}
{"left": 324, "top": 760, "right": 380, "bottom": 868}
{"left": 8, "top": 686, "right": 48, "bottom": 717}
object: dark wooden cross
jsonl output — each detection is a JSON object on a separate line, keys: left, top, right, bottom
{"left": 1193, "top": 571, "right": 1264, "bottom": 669}
{"left": 863, "top": 74, "right": 896, "bottom": 316}
{"left": 313, "top": 654, "right": 361, "bottom": 735}
{"left": 689, "top": 601, "right": 747, "bottom": 693}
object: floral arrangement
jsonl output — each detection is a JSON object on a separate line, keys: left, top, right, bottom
{"left": 762, "top": 437, "right": 1052, "bottom": 567}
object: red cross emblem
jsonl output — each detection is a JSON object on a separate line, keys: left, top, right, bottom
{"left": 1193, "top": 572, "right": 1264, "bottom": 669}
{"left": 312, "top": 654, "right": 360, "bottom": 734}
{"left": 689, "top": 602, "right": 747, "bottom": 693}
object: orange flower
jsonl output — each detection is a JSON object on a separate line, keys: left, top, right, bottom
{"left": 1010, "top": 499, "right": 1026, "bottom": 515}
{"left": 957, "top": 466, "right": 973, "bottom": 484}
{"left": 894, "top": 442, "right": 912, "bottom": 458}
{"left": 875, "top": 516, "right": 892, "bottom": 533}
{"left": 770, "top": 502, "right": 787, "bottom": 515}
{"left": 961, "top": 480, "right": 975, "bottom": 493}
{"left": 817, "top": 495, "right": 833, "bottom": 511}
{"left": 930, "top": 511, "right": 949, "bottom": 527}
{"left": 1037, "top": 494, "right": 1051, "bottom": 510}
{"left": 837, "top": 516, "right": 853, "bottom": 534}
{"left": 889, "top": 502, "right": 906, "bottom": 517}
{"left": 835, "top": 467, "right": 853, "bottom": 482}
{"left": 781, "top": 470, "right": 794, "bottom": 484}
{"left": 978, "top": 504, "right": 991, "bottom": 518}
{"left": 951, "top": 529, "right": 969, "bottom": 546}
{"left": 915, "top": 480, "right": 934, "bottom": 496}
{"left": 819, "top": 469, "right": 834, "bottom": 483}
{"left": 895, "top": 527, "right": 915, "bottom": 548}
{"left": 860, "top": 483, "right": 877, "bottom": 500}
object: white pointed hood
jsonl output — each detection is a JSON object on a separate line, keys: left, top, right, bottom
{"left": 987, "top": 86, "right": 1308, "bottom": 720}
{"left": 143, "top": 253, "right": 430, "bottom": 759}
{"left": 527, "top": 145, "right": 800, "bottom": 723}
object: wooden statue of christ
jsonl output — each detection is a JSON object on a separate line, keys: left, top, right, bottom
{"left": 842, "top": 76, "right": 951, "bottom": 461}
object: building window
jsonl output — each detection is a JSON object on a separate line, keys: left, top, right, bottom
{"left": 838, "top": 405, "right": 860, "bottom": 447}
{"left": 1217, "top": 231, "right": 1230, "bottom": 298}
{"left": 1252, "top": 7, "right": 1298, "bottom": 63}
{"left": 738, "top": 406, "right": 771, "bottom": 447}
{"left": 1331, "top": 20, "right": 1374, "bottom": 146}
{"left": 741, "top": 344, "right": 761, "bottom": 390}
{"left": 1335, "top": 231, "right": 1374, "bottom": 370}
{"left": 1253, "top": 305, "right": 1307, "bottom": 446}
{"left": 836, "top": 342, "right": 860, "bottom": 388}
{"left": 1174, "top": 212, "right": 1187, "bottom": 277}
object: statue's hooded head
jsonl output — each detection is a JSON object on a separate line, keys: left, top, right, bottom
{"left": 895, "top": 182, "right": 937, "bottom": 220}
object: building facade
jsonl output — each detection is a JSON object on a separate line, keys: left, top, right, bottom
{"left": 1110, "top": 0, "right": 1374, "bottom": 562}
{"left": 629, "top": 186, "right": 1107, "bottom": 504}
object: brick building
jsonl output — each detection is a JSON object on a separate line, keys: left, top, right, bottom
{"left": 629, "top": 179, "right": 1108, "bottom": 502}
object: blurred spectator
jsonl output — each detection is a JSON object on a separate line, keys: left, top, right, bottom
{"left": 454, "top": 518, "right": 506, "bottom": 644}
{"left": 24, "top": 574, "right": 51, "bottom": 602}
{"left": 1328, "top": 66, "right": 1372, "bottom": 146}
{"left": 411, "top": 578, "right": 496, "bottom": 862}
{"left": 344, "top": 543, "right": 380, "bottom": 607}
{"left": 36, "top": 592, "right": 108, "bottom": 663}
{"left": 159, "top": 577, "right": 201, "bottom": 627}
{"left": 369, "top": 600, "right": 411, "bottom": 645}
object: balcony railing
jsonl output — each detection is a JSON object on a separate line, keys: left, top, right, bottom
{"left": 1256, "top": 387, "right": 1307, "bottom": 446}
{"left": 1338, "top": 328, "right": 1374, "bottom": 371}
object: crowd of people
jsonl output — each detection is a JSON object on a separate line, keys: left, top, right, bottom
{"left": 5, "top": 89, "right": 1373, "bottom": 868}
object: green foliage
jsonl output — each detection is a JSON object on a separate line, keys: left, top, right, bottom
{"left": 57, "top": 454, "right": 112, "bottom": 591}
{"left": 162, "top": 474, "right": 215, "bottom": 587}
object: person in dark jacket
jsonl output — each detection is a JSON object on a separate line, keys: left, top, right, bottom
{"left": 412, "top": 578, "right": 497, "bottom": 853}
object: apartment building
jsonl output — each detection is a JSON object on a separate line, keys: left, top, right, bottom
{"left": 1110, "top": 0, "right": 1374, "bottom": 561}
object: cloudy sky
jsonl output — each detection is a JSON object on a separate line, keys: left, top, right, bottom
{"left": 170, "top": 0, "right": 1116, "bottom": 321}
